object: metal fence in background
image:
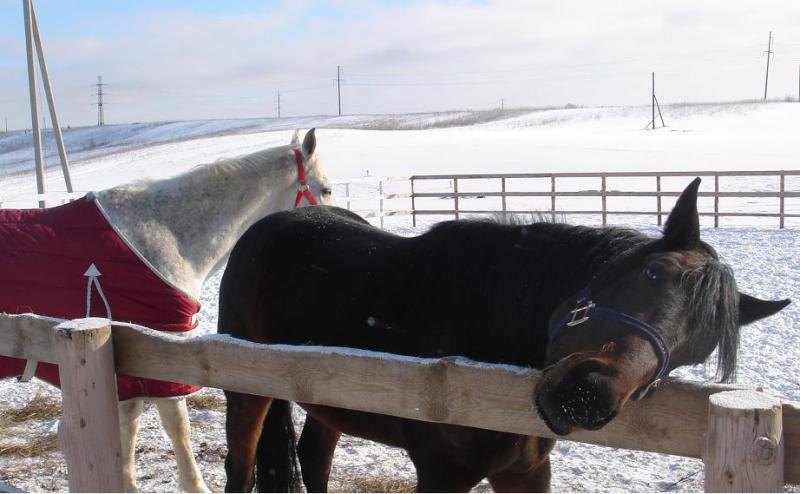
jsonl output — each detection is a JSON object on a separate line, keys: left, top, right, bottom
{"left": 406, "top": 170, "right": 800, "bottom": 228}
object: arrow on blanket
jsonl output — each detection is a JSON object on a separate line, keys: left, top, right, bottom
{"left": 85, "top": 263, "right": 113, "bottom": 319}
{"left": 20, "top": 264, "right": 114, "bottom": 384}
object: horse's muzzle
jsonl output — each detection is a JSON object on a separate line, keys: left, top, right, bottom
{"left": 534, "top": 357, "right": 623, "bottom": 436}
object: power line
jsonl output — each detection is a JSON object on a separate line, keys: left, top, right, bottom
{"left": 345, "top": 43, "right": 765, "bottom": 80}
{"left": 342, "top": 59, "right": 764, "bottom": 89}
{"left": 336, "top": 65, "right": 343, "bottom": 116}
{"left": 764, "top": 31, "right": 774, "bottom": 100}
{"left": 94, "top": 75, "right": 105, "bottom": 126}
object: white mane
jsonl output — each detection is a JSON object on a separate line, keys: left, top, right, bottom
{"left": 94, "top": 130, "right": 333, "bottom": 298}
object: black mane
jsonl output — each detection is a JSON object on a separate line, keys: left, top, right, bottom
{"left": 392, "top": 219, "right": 654, "bottom": 367}
{"left": 397, "top": 216, "right": 740, "bottom": 378}
{"left": 224, "top": 207, "right": 739, "bottom": 379}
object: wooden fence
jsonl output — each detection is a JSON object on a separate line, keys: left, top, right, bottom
{"left": 1, "top": 313, "right": 798, "bottom": 492}
{"left": 404, "top": 170, "right": 800, "bottom": 228}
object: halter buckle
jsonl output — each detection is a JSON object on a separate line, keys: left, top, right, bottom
{"left": 566, "top": 301, "right": 595, "bottom": 327}
{"left": 635, "top": 377, "right": 663, "bottom": 400}
{"left": 298, "top": 184, "right": 310, "bottom": 192}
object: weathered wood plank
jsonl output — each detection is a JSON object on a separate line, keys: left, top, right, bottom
{"left": 0, "top": 313, "right": 58, "bottom": 363}
{"left": 1, "top": 313, "right": 798, "bottom": 483}
{"left": 704, "top": 390, "right": 784, "bottom": 491}
{"left": 53, "top": 318, "right": 123, "bottom": 492}
{"left": 108, "top": 322, "right": 800, "bottom": 481}
{"left": 783, "top": 401, "right": 800, "bottom": 484}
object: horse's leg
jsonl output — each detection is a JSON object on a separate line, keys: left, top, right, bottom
{"left": 118, "top": 399, "right": 144, "bottom": 492}
{"left": 488, "top": 457, "right": 552, "bottom": 493}
{"left": 411, "top": 455, "right": 484, "bottom": 493}
{"left": 297, "top": 414, "right": 341, "bottom": 492}
{"left": 224, "top": 391, "right": 273, "bottom": 493}
{"left": 155, "top": 398, "right": 210, "bottom": 492}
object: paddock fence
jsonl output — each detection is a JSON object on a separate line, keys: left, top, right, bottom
{"left": 5, "top": 171, "right": 798, "bottom": 231}
{"left": 0, "top": 313, "right": 798, "bottom": 492}
{"left": 335, "top": 170, "right": 800, "bottom": 230}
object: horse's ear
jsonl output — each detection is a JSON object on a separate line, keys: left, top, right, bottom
{"left": 663, "top": 177, "right": 701, "bottom": 248}
{"left": 739, "top": 292, "right": 790, "bottom": 326}
{"left": 302, "top": 128, "right": 316, "bottom": 157}
{"left": 290, "top": 129, "right": 301, "bottom": 147}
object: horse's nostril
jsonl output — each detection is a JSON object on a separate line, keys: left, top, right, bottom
{"left": 539, "top": 363, "right": 621, "bottom": 431}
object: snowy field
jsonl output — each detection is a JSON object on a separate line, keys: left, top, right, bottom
{"left": 1, "top": 102, "right": 799, "bottom": 492}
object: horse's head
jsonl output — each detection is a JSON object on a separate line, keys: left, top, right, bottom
{"left": 535, "top": 178, "right": 790, "bottom": 436}
{"left": 286, "top": 128, "right": 337, "bottom": 208}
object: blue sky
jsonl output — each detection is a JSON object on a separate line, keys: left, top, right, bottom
{"left": 2, "top": 1, "right": 800, "bottom": 129}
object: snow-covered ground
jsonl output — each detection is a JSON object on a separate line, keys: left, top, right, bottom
{"left": 1, "top": 102, "right": 799, "bottom": 492}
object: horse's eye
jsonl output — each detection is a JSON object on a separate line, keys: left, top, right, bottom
{"left": 321, "top": 187, "right": 332, "bottom": 196}
{"left": 645, "top": 266, "right": 659, "bottom": 282}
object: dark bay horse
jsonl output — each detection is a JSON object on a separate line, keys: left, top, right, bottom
{"left": 218, "top": 178, "right": 789, "bottom": 492}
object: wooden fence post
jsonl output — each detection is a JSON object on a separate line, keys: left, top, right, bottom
{"left": 714, "top": 174, "right": 720, "bottom": 228}
{"left": 601, "top": 176, "right": 607, "bottom": 226}
{"left": 410, "top": 178, "right": 416, "bottom": 227}
{"left": 656, "top": 175, "right": 662, "bottom": 226}
{"left": 53, "top": 318, "right": 123, "bottom": 492}
{"left": 501, "top": 177, "right": 507, "bottom": 215}
{"left": 704, "top": 390, "right": 784, "bottom": 492}
{"left": 453, "top": 178, "right": 460, "bottom": 220}
{"left": 780, "top": 174, "right": 785, "bottom": 229}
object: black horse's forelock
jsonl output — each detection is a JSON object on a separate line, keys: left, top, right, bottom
{"left": 680, "top": 259, "right": 740, "bottom": 382}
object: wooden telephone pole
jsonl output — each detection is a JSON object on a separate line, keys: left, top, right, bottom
{"left": 763, "top": 31, "right": 774, "bottom": 100}
{"left": 22, "top": 0, "right": 73, "bottom": 207}
{"left": 647, "top": 72, "right": 665, "bottom": 130}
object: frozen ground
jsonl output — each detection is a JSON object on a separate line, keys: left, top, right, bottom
{"left": 1, "top": 102, "right": 799, "bottom": 492}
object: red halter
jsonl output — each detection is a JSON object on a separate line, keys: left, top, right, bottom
{"left": 293, "top": 148, "right": 318, "bottom": 208}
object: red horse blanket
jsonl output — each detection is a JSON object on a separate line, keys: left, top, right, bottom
{"left": 0, "top": 195, "right": 202, "bottom": 400}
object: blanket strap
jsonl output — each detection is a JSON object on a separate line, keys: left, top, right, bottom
{"left": 19, "top": 360, "right": 38, "bottom": 383}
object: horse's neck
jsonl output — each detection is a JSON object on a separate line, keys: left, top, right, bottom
{"left": 95, "top": 150, "right": 293, "bottom": 298}
{"left": 519, "top": 223, "right": 645, "bottom": 311}
{"left": 418, "top": 222, "right": 643, "bottom": 365}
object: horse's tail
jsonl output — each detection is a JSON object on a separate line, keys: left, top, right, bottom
{"left": 255, "top": 399, "right": 302, "bottom": 492}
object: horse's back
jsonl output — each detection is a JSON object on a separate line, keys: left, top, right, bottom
{"left": 219, "top": 206, "right": 408, "bottom": 351}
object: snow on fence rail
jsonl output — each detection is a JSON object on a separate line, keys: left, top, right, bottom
{"left": 336, "top": 170, "right": 800, "bottom": 229}
{"left": 1, "top": 313, "right": 799, "bottom": 492}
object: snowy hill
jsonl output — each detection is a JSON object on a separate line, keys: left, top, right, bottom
{"left": 0, "top": 101, "right": 798, "bottom": 492}
{"left": 2, "top": 101, "right": 798, "bottom": 184}
{"left": 0, "top": 109, "right": 533, "bottom": 176}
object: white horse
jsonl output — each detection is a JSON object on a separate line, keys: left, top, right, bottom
{"left": 41, "top": 128, "right": 331, "bottom": 491}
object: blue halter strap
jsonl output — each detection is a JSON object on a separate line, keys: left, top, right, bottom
{"left": 548, "top": 286, "right": 671, "bottom": 399}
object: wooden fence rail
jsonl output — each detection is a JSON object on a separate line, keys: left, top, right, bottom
{"left": 406, "top": 170, "right": 800, "bottom": 228}
{"left": 1, "top": 313, "right": 798, "bottom": 491}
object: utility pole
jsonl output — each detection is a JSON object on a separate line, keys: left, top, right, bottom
{"left": 276, "top": 91, "right": 281, "bottom": 118}
{"left": 94, "top": 75, "right": 105, "bottom": 126}
{"left": 763, "top": 31, "right": 773, "bottom": 100}
{"left": 31, "top": 2, "right": 71, "bottom": 194}
{"left": 500, "top": 98, "right": 504, "bottom": 111}
{"left": 336, "top": 65, "right": 342, "bottom": 116}
{"left": 652, "top": 72, "right": 655, "bottom": 129}
{"left": 647, "top": 72, "right": 665, "bottom": 130}
{"left": 23, "top": 0, "right": 45, "bottom": 207}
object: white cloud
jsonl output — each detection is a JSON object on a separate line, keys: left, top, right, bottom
{"left": 3, "top": 0, "right": 800, "bottom": 127}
